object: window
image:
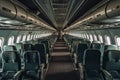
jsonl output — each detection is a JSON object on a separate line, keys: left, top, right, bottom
{"left": 89, "top": 34, "right": 93, "bottom": 41}
{"left": 8, "top": 36, "right": 14, "bottom": 45}
{"left": 105, "top": 36, "right": 111, "bottom": 45}
{"left": 30, "top": 35, "right": 33, "bottom": 40}
{"left": 84, "top": 34, "right": 86, "bottom": 38}
{"left": 16, "top": 35, "right": 21, "bottom": 43}
{"left": 86, "top": 34, "right": 89, "bottom": 39}
{"left": 98, "top": 35, "right": 103, "bottom": 43}
{"left": 0, "top": 37, "right": 4, "bottom": 48}
{"left": 22, "top": 35, "right": 27, "bottom": 42}
{"left": 93, "top": 34, "right": 97, "bottom": 41}
{"left": 27, "top": 34, "right": 31, "bottom": 41}
{"left": 116, "top": 37, "right": 120, "bottom": 46}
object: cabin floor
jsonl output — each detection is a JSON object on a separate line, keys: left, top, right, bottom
{"left": 45, "top": 39, "right": 80, "bottom": 80}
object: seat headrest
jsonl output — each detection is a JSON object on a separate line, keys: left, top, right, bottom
{"left": 23, "top": 44, "right": 33, "bottom": 51}
{"left": 108, "top": 50, "right": 120, "bottom": 62}
{"left": 2, "top": 51, "right": 17, "bottom": 63}
{"left": 84, "top": 49, "right": 101, "bottom": 65}
{"left": 24, "top": 51, "right": 40, "bottom": 64}
{"left": 3, "top": 45, "right": 17, "bottom": 51}
{"left": 106, "top": 45, "right": 119, "bottom": 51}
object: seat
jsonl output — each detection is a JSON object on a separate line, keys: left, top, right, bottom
{"left": 0, "top": 47, "right": 2, "bottom": 68}
{"left": 71, "top": 40, "right": 80, "bottom": 57}
{"left": 14, "top": 43, "right": 23, "bottom": 56}
{"left": 41, "top": 40, "right": 51, "bottom": 57}
{"left": 103, "top": 46, "right": 120, "bottom": 80}
{"left": 3, "top": 45, "right": 17, "bottom": 51}
{"left": 22, "top": 51, "right": 41, "bottom": 80}
{"left": 23, "top": 44, "right": 34, "bottom": 52}
{"left": 0, "top": 51, "right": 21, "bottom": 80}
{"left": 14, "top": 43, "right": 24, "bottom": 68}
{"left": 83, "top": 49, "right": 104, "bottom": 80}
{"left": 90, "top": 43, "right": 101, "bottom": 49}
{"left": 34, "top": 43, "right": 48, "bottom": 66}
{"left": 77, "top": 43, "right": 88, "bottom": 64}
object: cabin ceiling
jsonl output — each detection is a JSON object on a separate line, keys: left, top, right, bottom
{"left": 15, "top": 0, "right": 104, "bottom": 31}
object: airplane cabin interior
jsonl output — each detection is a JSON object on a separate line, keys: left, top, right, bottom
{"left": 0, "top": 0, "right": 120, "bottom": 80}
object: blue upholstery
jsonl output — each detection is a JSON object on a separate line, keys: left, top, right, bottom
{"left": 14, "top": 43, "right": 23, "bottom": 55}
{"left": 22, "top": 51, "right": 41, "bottom": 80}
{"left": 103, "top": 50, "right": 120, "bottom": 80}
{"left": 83, "top": 49, "right": 104, "bottom": 80}
{"left": 34, "top": 44, "right": 46, "bottom": 64}
{"left": 3, "top": 45, "right": 17, "bottom": 51}
{"left": 77, "top": 43, "right": 88, "bottom": 63}
{"left": 1, "top": 51, "right": 21, "bottom": 79}
{"left": 41, "top": 40, "right": 51, "bottom": 56}
{"left": 23, "top": 44, "right": 34, "bottom": 51}
{"left": 0, "top": 47, "right": 2, "bottom": 68}
{"left": 90, "top": 43, "right": 101, "bottom": 49}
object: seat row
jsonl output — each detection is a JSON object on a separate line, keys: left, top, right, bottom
{"left": 64, "top": 35, "right": 120, "bottom": 80}
{"left": 0, "top": 35, "right": 58, "bottom": 80}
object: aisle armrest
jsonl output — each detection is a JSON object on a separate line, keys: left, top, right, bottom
{"left": 13, "top": 70, "right": 24, "bottom": 80}
{"left": 101, "top": 69, "right": 113, "bottom": 80}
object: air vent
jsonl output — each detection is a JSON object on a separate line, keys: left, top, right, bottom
{"left": 116, "top": 5, "right": 120, "bottom": 9}
{"left": 2, "top": 7, "right": 11, "bottom": 13}
{"left": 20, "top": 15, "right": 25, "bottom": 18}
{"left": 29, "top": 19, "right": 32, "bottom": 22}
{"left": 97, "top": 14, "right": 101, "bottom": 17}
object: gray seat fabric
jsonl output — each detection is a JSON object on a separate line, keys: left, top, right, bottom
{"left": 1, "top": 51, "right": 21, "bottom": 80}
{"left": 22, "top": 51, "right": 41, "bottom": 80}
{"left": 83, "top": 49, "right": 104, "bottom": 80}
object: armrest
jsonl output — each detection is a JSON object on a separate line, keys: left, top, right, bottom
{"left": 46, "top": 54, "right": 49, "bottom": 64}
{"left": 78, "top": 63, "right": 84, "bottom": 80}
{"left": 73, "top": 53, "right": 77, "bottom": 64}
{"left": 101, "top": 69, "right": 113, "bottom": 80}
{"left": 13, "top": 70, "right": 24, "bottom": 80}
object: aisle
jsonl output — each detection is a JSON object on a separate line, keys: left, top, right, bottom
{"left": 45, "top": 39, "right": 80, "bottom": 80}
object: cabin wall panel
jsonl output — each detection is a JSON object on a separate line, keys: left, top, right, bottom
{"left": 0, "top": 30, "right": 12, "bottom": 45}
{"left": 107, "top": 29, "right": 120, "bottom": 44}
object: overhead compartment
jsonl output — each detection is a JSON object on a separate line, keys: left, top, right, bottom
{"left": 15, "top": 5, "right": 28, "bottom": 22}
{"left": 0, "top": 0, "right": 17, "bottom": 19}
{"left": 65, "top": 0, "right": 120, "bottom": 31}
{"left": 0, "top": 0, "right": 56, "bottom": 31}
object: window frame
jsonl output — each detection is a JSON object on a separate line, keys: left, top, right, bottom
{"left": 115, "top": 36, "right": 120, "bottom": 46}
{"left": 0, "top": 37, "right": 4, "bottom": 48}
{"left": 8, "top": 36, "right": 14, "bottom": 45}
{"left": 105, "top": 35, "right": 111, "bottom": 45}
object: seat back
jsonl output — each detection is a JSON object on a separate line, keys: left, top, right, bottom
{"left": 90, "top": 43, "right": 101, "bottom": 49}
{"left": 83, "top": 49, "right": 101, "bottom": 70}
{"left": 71, "top": 40, "right": 80, "bottom": 54}
{"left": 34, "top": 44, "right": 46, "bottom": 64}
{"left": 103, "top": 49, "right": 120, "bottom": 79}
{"left": 83, "top": 49, "right": 103, "bottom": 79}
{"left": 41, "top": 40, "right": 50, "bottom": 54}
{"left": 3, "top": 45, "right": 17, "bottom": 51}
{"left": 77, "top": 43, "right": 88, "bottom": 63}
{"left": 23, "top": 51, "right": 40, "bottom": 71}
{"left": 23, "top": 44, "right": 34, "bottom": 51}
{"left": 14, "top": 43, "right": 23, "bottom": 55}
{"left": 2, "top": 51, "right": 21, "bottom": 71}
{"left": 0, "top": 47, "right": 2, "bottom": 68}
